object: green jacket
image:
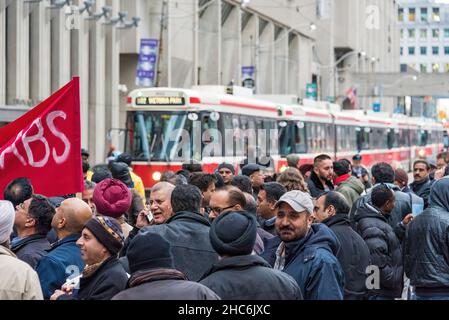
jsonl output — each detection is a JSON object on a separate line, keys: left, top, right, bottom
{"left": 336, "top": 176, "right": 364, "bottom": 207}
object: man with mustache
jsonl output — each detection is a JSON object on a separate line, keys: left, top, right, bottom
{"left": 307, "top": 154, "right": 334, "bottom": 198}
{"left": 260, "top": 190, "right": 344, "bottom": 300}
{"left": 410, "top": 160, "right": 432, "bottom": 209}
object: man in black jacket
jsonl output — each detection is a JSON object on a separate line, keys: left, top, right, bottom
{"left": 405, "top": 177, "right": 449, "bottom": 300}
{"left": 113, "top": 232, "right": 220, "bottom": 300}
{"left": 51, "top": 216, "right": 128, "bottom": 300}
{"left": 139, "top": 184, "right": 219, "bottom": 281}
{"left": 352, "top": 184, "right": 404, "bottom": 300}
{"left": 313, "top": 191, "right": 371, "bottom": 300}
{"left": 11, "top": 194, "right": 54, "bottom": 268}
{"left": 409, "top": 160, "right": 432, "bottom": 209}
{"left": 307, "top": 154, "right": 334, "bottom": 198}
{"left": 350, "top": 162, "right": 419, "bottom": 242}
{"left": 200, "top": 211, "right": 302, "bottom": 300}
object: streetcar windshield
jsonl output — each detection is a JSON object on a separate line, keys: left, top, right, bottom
{"left": 125, "top": 111, "right": 192, "bottom": 161}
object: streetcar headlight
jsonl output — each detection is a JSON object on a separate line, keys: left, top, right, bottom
{"left": 279, "top": 165, "right": 287, "bottom": 173}
{"left": 152, "top": 171, "right": 162, "bottom": 181}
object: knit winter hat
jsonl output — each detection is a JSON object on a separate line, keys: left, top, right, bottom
{"left": 127, "top": 232, "right": 174, "bottom": 274}
{"left": 0, "top": 201, "right": 14, "bottom": 244}
{"left": 209, "top": 211, "right": 257, "bottom": 256}
{"left": 84, "top": 216, "right": 124, "bottom": 255}
{"left": 93, "top": 178, "right": 132, "bottom": 218}
{"left": 217, "top": 163, "right": 235, "bottom": 175}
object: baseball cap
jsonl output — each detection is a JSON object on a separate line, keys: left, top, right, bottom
{"left": 275, "top": 190, "right": 314, "bottom": 215}
{"left": 352, "top": 154, "right": 362, "bottom": 161}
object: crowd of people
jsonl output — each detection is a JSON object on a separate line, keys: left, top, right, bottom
{"left": 2, "top": 149, "right": 449, "bottom": 300}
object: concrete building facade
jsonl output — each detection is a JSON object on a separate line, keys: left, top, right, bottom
{"left": 399, "top": 0, "right": 449, "bottom": 73}
{"left": 0, "top": 0, "right": 401, "bottom": 162}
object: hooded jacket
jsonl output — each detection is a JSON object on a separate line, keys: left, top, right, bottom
{"left": 322, "top": 214, "right": 371, "bottom": 300}
{"left": 349, "top": 183, "right": 424, "bottom": 242}
{"left": 335, "top": 176, "right": 365, "bottom": 207}
{"left": 353, "top": 203, "right": 403, "bottom": 298}
{"left": 139, "top": 211, "right": 219, "bottom": 281}
{"left": 260, "top": 223, "right": 344, "bottom": 300}
{"left": 409, "top": 176, "right": 433, "bottom": 209}
{"left": 307, "top": 171, "right": 334, "bottom": 198}
{"left": 200, "top": 255, "right": 302, "bottom": 300}
{"left": 404, "top": 177, "right": 449, "bottom": 291}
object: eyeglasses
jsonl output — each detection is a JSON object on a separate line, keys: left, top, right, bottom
{"left": 209, "top": 204, "right": 236, "bottom": 215}
{"left": 16, "top": 203, "right": 25, "bottom": 211}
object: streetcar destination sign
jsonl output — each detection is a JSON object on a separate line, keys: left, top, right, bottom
{"left": 135, "top": 96, "right": 185, "bottom": 106}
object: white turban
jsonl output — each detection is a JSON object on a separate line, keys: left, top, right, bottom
{"left": 0, "top": 200, "right": 14, "bottom": 244}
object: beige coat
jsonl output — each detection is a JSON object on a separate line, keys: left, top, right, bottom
{"left": 0, "top": 246, "right": 43, "bottom": 300}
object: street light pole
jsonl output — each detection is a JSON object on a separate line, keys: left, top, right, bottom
{"left": 329, "top": 0, "right": 334, "bottom": 101}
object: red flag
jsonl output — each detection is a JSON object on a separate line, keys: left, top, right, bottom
{"left": 0, "top": 77, "right": 82, "bottom": 198}
{"left": 346, "top": 87, "right": 357, "bottom": 108}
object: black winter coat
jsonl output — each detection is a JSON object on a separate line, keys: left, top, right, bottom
{"left": 404, "top": 177, "right": 449, "bottom": 291}
{"left": 58, "top": 257, "right": 128, "bottom": 300}
{"left": 409, "top": 177, "right": 433, "bottom": 209}
{"left": 353, "top": 203, "right": 403, "bottom": 298}
{"left": 11, "top": 234, "right": 50, "bottom": 269}
{"left": 200, "top": 255, "right": 302, "bottom": 300}
{"left": 112, "top": 268, "right": 220, "bottom": 300}
{"left": 139, "top": 211, "right": 219, "bottom": 281}
{"left": 350, "top": 183, "right": 423, "bottom": 242}
{"left": 307, "top": 171, "right": 334, "bottom": 198}
{"left": 322, "top": 214, "right": 371, "bottom": 300}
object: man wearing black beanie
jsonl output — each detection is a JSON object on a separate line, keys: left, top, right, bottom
{"left": 112, "top": 233, "right": 220, "bottom": 300}
{"left": 200, "top": 211, "right": 302, "bottom": 300}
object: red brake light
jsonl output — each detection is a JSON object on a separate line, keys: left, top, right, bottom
{"left": 189, "top": 97, "right": 201, "bottom": 104}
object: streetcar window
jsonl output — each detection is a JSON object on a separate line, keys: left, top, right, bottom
{"left": 126, "top": 111, "right": 190, "bottom": 161}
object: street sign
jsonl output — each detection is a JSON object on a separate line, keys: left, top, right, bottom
{"left": 373, "top": 102, "right": 381, "bottom": 112}
{"left": 306, "top": 83, "right": 317, "bottom": 100}
{"left": 136, "top": 39, "right": 159, "bottom": 87}
{"left": 242, "top": 66, "right": 255, "bottom": 89}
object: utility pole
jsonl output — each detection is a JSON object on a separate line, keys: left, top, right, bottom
{"left": 328, "top": 0, "right": 335, "bottom": 101}
{"left": 156, "top": 0, "right": 167, "bottom": 87}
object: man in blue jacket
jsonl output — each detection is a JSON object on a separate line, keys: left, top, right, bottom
{"left": 35, "top": 198, "right": 93, "bottom": 299}
{"left": 260, "top": 190, "right": 344, "bottom": 300}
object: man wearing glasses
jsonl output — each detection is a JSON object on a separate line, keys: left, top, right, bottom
{"left": 11, "top": 195, "right": 55, "bottom": 268}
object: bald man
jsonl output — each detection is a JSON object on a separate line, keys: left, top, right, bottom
{"left": 35, "top": 198, "right": 93, "bottom": 299}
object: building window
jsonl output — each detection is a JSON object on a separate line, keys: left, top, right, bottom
{"left": 409, "top": 8, "right": 416, "bottom": 21}
{"left": 445, "top": 28, "right": 449, "bottom": 37}
{"left": 432, "top": 46, "right": 439, "bottom": 55}
{"left": 400, "top": 29, "right": 404, "bottom": 39}
{"left": 409, "top": 47, "right": 415, "bottom": 55}
{"left": 445, "top": 47, "right": 449, "bottom": 55}
{"left": 432, "top": 7, "right": 440, "bottom": 22}
{"left": 408, "top": 28, "right": 415, "bottom": 38}
{"left": 421, "top": 64, "right": 427, "bottom": 73}
{"left": 432, "top": 63, "right": 440, "bottom": 72}
{"left": 400, "top": 47, "right": 403, "bottom": 55}
{"left": 445, "top": 64, "right": 449, "bottom": 72}
{"left": 420, "top": 29, "right": 427, "bottom": 39}
{"left": 432, "top": 28, "right": 439, "bottom": 38}
{"left": 421, "top": 47, "right": 427, "bottom": 55}
{"left": 398, "top": 8, "right": 404, "bottom": 21}
{"left": 420, "top": 8, "right": 428, "bottom": 22}
{"left": 400, "top": 64, "right": 407, "bottom": 72}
